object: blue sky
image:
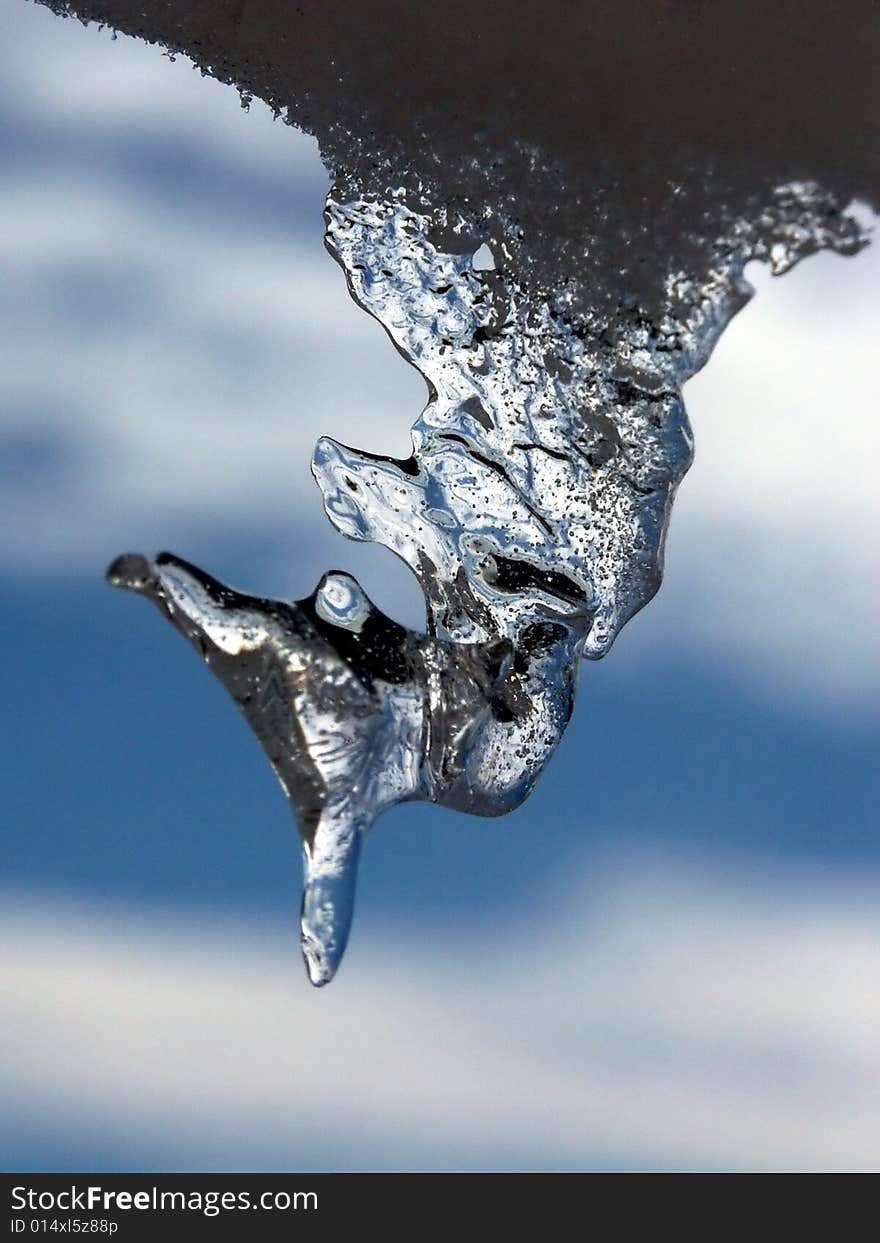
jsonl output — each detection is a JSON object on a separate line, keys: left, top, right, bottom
{"left": 1, "top": 0, "right": 879, "bottom": 1171}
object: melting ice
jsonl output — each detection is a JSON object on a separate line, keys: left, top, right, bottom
{"left": 108, "top": 180, "right": 867, "bottom": 984}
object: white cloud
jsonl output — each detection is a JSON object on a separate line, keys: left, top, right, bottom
{"left": 640, "top": 244, "right": 880, "bottom": 712}
{"left": 3, "top": 851, "right": 880, "bottom": 1170}
{"left": 3, "top": 0, "right": 313, "bottom": 176}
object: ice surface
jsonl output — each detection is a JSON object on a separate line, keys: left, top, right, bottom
{"left": 107, "top": 177, "right": 867, "bottom": 983}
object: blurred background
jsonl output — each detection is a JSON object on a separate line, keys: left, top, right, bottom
{"left": 2, "top": 0, "right": 878, "bottom": 1171}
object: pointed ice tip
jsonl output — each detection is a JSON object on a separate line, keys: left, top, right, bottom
{"left": 300, "top": 894, "right": 353, "bottom": 987}
{"left": 106, "top": 552, "right": 153, "bottom": 591}
{"left": 301, "top": 929, "right": 340, "bottom": 988}
{"left": 299, "top": 831, "right": 362, "bottom": 988}
{"left": 312, "top": 434, "right": 343, "bottom": 463}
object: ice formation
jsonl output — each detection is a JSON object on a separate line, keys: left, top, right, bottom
{"left": 36, "top": 0, "right": 877, "bottom": 983}
{"left": 108, "top": 181, "right": 866, "bottom": 984}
